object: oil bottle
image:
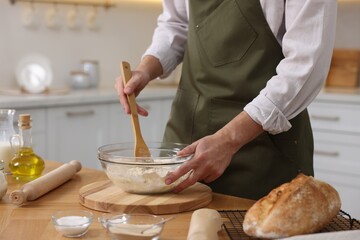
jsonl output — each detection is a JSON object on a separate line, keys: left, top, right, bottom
{"left": 9, "top": 114, "right": 45, "bottom": 181}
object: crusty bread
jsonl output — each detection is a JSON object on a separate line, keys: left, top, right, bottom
{"left": 243, "top": 174, "right": 341, "bottom": 239}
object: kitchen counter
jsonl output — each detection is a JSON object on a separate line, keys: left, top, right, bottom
{"left": 2, "top": 86, "right": 360, "bottom": 109}
{"left": 0, "top": 84, "right": 177, "bottom": 109}
{"left": 0, "top": 160, "right": 255, "bottom": 240}
{"left": 316, "top": 87, "right": 360, "bottom": 104}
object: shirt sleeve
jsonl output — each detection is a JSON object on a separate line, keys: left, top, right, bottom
{"left": 244, "top": 0, "right": 337, "bottom": 134}
{"left": 143, "top": 0, "right": 188, "bottom": 77}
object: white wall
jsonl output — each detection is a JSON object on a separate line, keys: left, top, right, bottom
{"left": 335, "top": 2, "right": 360, "bottom": 49}
{"left": 0, "top": 1, "right": 162, "bottom": 89}
{"left": 0, "top": 1, "right": 359, "bottom": 90}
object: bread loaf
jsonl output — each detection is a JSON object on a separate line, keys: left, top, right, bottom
{"left": 243, "top": 174, "right": 341, "bottom": 239}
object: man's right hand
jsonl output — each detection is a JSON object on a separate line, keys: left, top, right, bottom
{"left": 114, "top": 55, "right": 163, "bottom": 116}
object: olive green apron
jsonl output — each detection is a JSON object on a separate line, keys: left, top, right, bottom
{"left": 163, "top": 0, "right": 314, "bottom": 200}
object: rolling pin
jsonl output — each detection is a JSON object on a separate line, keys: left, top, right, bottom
{"left": 10, "top": 160, "right": 82, "bottom": 205}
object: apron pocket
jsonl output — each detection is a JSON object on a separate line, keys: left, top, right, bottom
{"left": 196, "top": 0, "right": 257, "bottom": 67}
{"left": 268, "top": 110, "right": 314, "bottom": 172}
{"left": 164, "top": 88, "right": 199, "bottom": 144}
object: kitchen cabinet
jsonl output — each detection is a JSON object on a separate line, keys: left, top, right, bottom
{"left": 47, "top": 99, "right": 174, "bottom": 169}
{"left": 46, "top": 104, "right": 109, "bottom": 170}
{"left": 0, "top": 87, "right": 177, "bottom": 168}
{"left": 108, "top": 98, "right": 173, "bottom": 145}
{"left": 137, "top": 98, "right": 173, "bottom": 141}
{"left": 47, "top": 98, "right": 173, "bottom": 170}
{"left": 308, "top": 97, "right": 360, "bottom": 219}
{"left": 108, "top": 103, "right": 133, "bottom": 144}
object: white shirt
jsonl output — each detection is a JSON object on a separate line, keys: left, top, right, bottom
{"left": 144, "top": 0, "right": 337, "bottom": 134}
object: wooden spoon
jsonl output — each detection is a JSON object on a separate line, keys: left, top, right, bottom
{"left": 120, "top": 61, "right": 151, "bottom": 158}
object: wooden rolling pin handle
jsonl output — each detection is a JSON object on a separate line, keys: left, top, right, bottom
{"left": 10, "top": 160, "right": 82, "bottom": 205}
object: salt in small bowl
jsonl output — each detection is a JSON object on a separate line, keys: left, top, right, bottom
{"left": 51, "top": 210, "right": 93, "bottom": 238}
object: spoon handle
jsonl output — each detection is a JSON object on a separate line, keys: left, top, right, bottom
{"left": 120, "top": 61, "right": 151, "bottom": 158}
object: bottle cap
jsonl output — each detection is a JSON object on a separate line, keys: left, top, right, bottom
{"left": 18, "top": 114, "right": 31, "bottom": 129}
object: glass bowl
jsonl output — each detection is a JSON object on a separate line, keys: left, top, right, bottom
{"left": 98, "top": 142, "right": 192, "bottom": 194}
{"left": 98, "top": 213, "right": 165, "bottom": 240}
{"left": 51, "top": 210, "right": 93, "bottom": 238}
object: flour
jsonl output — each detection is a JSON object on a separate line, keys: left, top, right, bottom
{"left": 109, "top": 223, "right": 162, "bottom": 240}
{"left": 54, "top": 216, "right": 91, "bottom": 237}
{"left": 106, "top": 160, "right": 189, "bottom": 194}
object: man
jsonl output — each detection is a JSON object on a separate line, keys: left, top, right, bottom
{"left": 116, "top": 0, "right": 337, "bottom": 199}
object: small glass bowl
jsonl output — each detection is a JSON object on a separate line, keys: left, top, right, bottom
{"left": 98, "top": 142, "right": 193, "bottom": 194}
{"left": 51, "top": 210, "right": 93, "bottom": 238}
{"left": 98, "top": 213, "right": 165, "bottom": 240}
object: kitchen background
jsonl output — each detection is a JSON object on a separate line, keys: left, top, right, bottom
{"left": 0, "top": 0, "right": 360, "bottom": 219}
{"left": 0, "top": 1, "right": 359, "bottom": 89}
{"left": 0, "top": 0, "right": 164, "bottom": 89}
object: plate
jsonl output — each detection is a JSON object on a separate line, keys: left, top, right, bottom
{"left": 16, "top": 54, "right": 53, "bottom": 94}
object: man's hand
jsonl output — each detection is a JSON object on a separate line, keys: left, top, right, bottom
{"left": 165, "top": 111, "right": 264, "bottom": 193}
{"left": 114, "top": 56, "right": 163, "bottom": 116}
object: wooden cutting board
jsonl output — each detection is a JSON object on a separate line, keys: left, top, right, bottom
{"left": 79, "top": 180, "right": 212, "bottom": 214}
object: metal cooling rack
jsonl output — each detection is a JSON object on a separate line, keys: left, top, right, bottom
{"left": 219, "top": 210, "right": 360, "bottom": 240}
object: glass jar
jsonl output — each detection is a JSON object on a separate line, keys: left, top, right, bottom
{"left": 9, "top": 114, "right": 44, "bottom": 182}
{"left": 81, "top": 60, "right": 99, "bottom": 88}
{"left": 0, "top": 109, "right": 16, "bottom": 174}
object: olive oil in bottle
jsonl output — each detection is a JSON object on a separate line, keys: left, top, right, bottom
{"left": 9, "top": 114, "right": 45, "bottom": 182}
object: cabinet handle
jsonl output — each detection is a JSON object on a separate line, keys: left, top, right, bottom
{"left": 66, "top": 110, "right": 95, "bottom": 117}
{"left": 310, "top": 115, "right": 340, "bottom": 122}
{"left": 314, "top": 150, "right": 340, "bottom": 157}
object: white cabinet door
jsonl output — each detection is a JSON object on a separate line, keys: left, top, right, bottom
{"left": 138, "top": 99, "right": 171, "bottom": 142}
{"left": 14, "top": 108, "right": 47, "bottom": 159}
{"left": 47, "top": 104, "right": 108, "bottom": 169}
{"left": 108, "top": 103, "right": 133, "bottom": 143}
{"left": 309, "top": 100, "right": 360, "bottom": 219}
{"left": 108, "top": 98, "right": 174, "bottom": 144}
{"left": 313, "top": 131, "right": 360, "bottom": 218}
{"left": 308, "top": 102, "right": 360, "bottom": 134}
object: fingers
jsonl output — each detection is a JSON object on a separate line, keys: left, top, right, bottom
{"left": 166, "top": 136, "right": 232, "bottom": 193}
{"left": 172, "top": 170, "right": 200, "bottom": 193}
{"left": 115, "top": 76, "right": 130, "bottom": 114}
{"left": 165, "top": 150, "right": 207, "bottom": 193}
{"left": 114, "top": 70, "right": 150, "bottom": 116}
{"left": 124, "top": 70, "right": 149, "bottom": 96}
{"left": 169, "top": 161, "right": 224, "bottom": 193}
{"left": 177, "top": 142, "right": 197, "bottom": 156}
{"left": 137, "top": 104, "right": 149, "bottom": 117}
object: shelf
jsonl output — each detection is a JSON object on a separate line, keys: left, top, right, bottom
{"left": 9, "top": 0, "right": 116, "bottom": 8}
{"left": 338, "top": 0, "right": 360, "bottom": 3}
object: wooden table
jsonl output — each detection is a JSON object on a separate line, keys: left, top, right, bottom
{"left": 0, "top": 161, "right": 255, "bottom": 240}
